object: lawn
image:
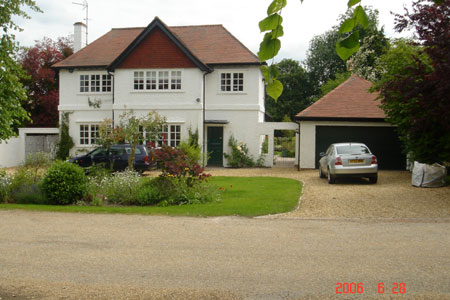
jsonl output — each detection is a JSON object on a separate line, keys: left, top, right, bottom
{"left": 0, "top": 176, "right": 302, "bottom": 217}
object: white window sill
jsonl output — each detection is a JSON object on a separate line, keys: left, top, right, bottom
{"left": 130, "top": 90, "right": 185, "bottom": 94}
{"left": 217, "top": 92, "right": 247, "bottom": 95}
{"left": 77, "top": 92, "right": 112, "bottom": 96}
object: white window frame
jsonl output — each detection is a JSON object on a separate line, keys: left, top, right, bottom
{"left": 133, "top": 70, "right": 182, "bottom": 92}
{"left": 141, "top": 124, "right": 182, "bottom": 148}
{"left": 220, "top": 72, "right": 244, "bottom": 92}
{"left": 79, "top": 73, "right": 112, "bottom": 93}
{"left": 79, "top": 124, "right": 99, "bottom": 146}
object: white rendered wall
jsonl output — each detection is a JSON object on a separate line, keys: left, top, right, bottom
{"left": 58, "top": 69, "right": 113, "bottom": 112}
{"left": 205, "top": 66, "right": 264, "bottom": 113}
{"left": 59, "top": 66, "right": 266, "bottom": 163}
{"left": 113, "top": 68, "right": 203, "bottom": 110}
{"left": 0, "top": 128, "right": 59, "bottom": 167}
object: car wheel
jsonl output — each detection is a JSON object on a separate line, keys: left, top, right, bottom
{"left": 327, "top": 168, "right": 335, "bottom": 184}
{"left": 319, "top": 166, "right": 325, "bottom": 178}
{"left": 369, "top": 174, "right": 378, "bottom": 184}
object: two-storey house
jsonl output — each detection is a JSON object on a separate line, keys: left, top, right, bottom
{"left": 54, "top": 17, "right": 267, "bottom": 166}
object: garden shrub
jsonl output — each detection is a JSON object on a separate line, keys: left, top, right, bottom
{"left": 42, "top": 161, "right": 87, "bottom": 205}
{"left": 153, "top": 144, "right": 210, "bottom": 183}
{"left": 55, "top": 112, "right": 74, "bottom": 160}
{"left": 8, "top": 167, "right": 47, "bottom": 204}
{"left": 0, "top": 170, "right": 11, "bottom": 203}
{"left": 149, "top": 175, "right": 220, "bottom": 206}
{"left": 24, "top": 151, "right": 53, "bottom": 169}
{"left": 223, "top": 135, "right": 255, "bottom": 168}
{"left": 136, "top": 181, "right": 160, "bottom": 206}
{"left": 86, "top": 169, "right": 144, "bottom": 205}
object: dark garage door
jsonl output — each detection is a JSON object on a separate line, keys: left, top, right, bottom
{"left": 315, "top": 126, "right": 406, "bottom": 170}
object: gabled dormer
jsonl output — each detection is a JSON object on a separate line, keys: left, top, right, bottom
{"left": 108, "top": 17, "right": 210, "bottom": 72}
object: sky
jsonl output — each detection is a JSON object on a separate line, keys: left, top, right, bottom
{"left": 14, "top": 0, "right": 414, "bottom": 62}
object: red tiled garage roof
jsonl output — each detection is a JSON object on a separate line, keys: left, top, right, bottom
{"left": 296, "top": 75, "right": 386, "bottom": 121}
{"left": 53, "top": 18, "right": 260, "bottom": 69}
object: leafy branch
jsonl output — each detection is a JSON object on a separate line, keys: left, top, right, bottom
{"left": 258, "top": 0, "right": 444, "bottom": 101}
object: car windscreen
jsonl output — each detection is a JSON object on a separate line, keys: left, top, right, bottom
{"left": 90, "top": 148, "right": 108, "bottom": 157}
{"left": 111, "top": 147, "right": 125, "bottom": 155}
{"left": 124, "top": 147, "right": 142, "bottom": 155}
{"left": 336, "top": 145, "right": 370, "bottom": 155}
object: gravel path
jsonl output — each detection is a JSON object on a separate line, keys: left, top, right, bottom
{"left": 1, "top": 211, "right": 450, "bottom": 299}
{"left": 204, "top": 167, "right": 450, "bottom": 219}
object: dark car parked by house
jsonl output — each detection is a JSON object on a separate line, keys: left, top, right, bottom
{"left": 69, "top": 144, "right": 151, "bottom": 172}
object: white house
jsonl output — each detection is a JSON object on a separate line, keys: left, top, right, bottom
{"left": 53, "top": 17, "right": 287, "bottom": 167}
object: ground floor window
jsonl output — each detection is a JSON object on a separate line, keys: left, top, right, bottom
{"left": 141, "top": 124, "right": 182, "bottom": 148}
{"left": 79, "top": 124, "right": 99, "bottom": 145}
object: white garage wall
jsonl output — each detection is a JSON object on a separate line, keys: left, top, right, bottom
{"left": 299, "top": 121, "right": 396, "bottom": 169}
{"left": 0, "top": 128, "right": 59, "bottom": 168}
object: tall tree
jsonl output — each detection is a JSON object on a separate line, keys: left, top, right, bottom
{"left": 375, "top": 0, "right": 450, "bottom": 164}
{"left": 0, "top": 0, "right": 41, "bottom": 141}
{"left": 305, "top": 29, "right": 347, "bottom": 89}
{"left": 265, "top": 59, "right": 314, "bottom": 121}
{"left": 20, "top": 37, "right": 73, "bottom": 127}
{"left": 305, "top": 6, "right": 386, "bottom": 94}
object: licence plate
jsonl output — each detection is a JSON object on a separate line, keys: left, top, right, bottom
{"left": 349, "top": 159, "right": 364, "bottom": 164}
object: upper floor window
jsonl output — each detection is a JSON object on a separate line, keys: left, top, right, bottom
{"left": 134, "top": 70, "right": 182, "bottom": 91}
{"left": 79, "top": 74, "right": 111, "bottom": 93}
{"left": 221, "top": 72, "right": 244, "bottom": 92}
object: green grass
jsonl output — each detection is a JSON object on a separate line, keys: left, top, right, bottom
{"left": 0, "top": 176, "right": 302, "bottom": 217}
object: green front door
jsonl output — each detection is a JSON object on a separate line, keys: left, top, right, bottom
{"left": 207, "top": 127, "right": 223, "bottom": 166}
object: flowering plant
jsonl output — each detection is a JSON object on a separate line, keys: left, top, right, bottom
{"left": 153, "top": 144, "right": 210, "bottom": 183}
{"left": 223, "top": 135, "right": 255, "bottom": 168}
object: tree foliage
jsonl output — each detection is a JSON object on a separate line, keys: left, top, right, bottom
{"left": 258, "top": 0, "right": 442, "bottom": 101}
{"left": 374, "top": 0, "right": 450, "bottom": 164}
{"left": 305, "top": 30, "right": 348, "bottom": 89}
{"left": 265, "top": 59, "right": 315, "bottom": 121}
{"left": 0, "top": 0, "right": 41, "bottom": 141}
{"left": 20, "top": 37, "right": 73, "bottom": 127}
{"left": 98, "top": 111, "right": 166, "bottom": 170}
{"left": 55, "top": 112, "right": 75, "bottom": 160}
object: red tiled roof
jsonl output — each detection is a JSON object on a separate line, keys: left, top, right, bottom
{"left": 53, "top": 20, "right": 260, "bottom": 69}
{"left": 296, "top": 75, "right": 386, "bottom": 120}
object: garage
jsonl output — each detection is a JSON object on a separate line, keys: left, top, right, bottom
{"left": 315, "top": 126, "right": 405, "bottom": 170}
{"left": 296, "top": 75, "right": 407, "bottom": 170}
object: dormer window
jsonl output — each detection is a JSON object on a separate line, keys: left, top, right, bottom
{"left": 134, "top": 70, "right": 182, "bottom": 91}
{"left": 221, "top": 72, "right": 244, "bottom": 92}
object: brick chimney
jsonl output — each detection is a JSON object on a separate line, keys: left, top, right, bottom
{"left": 73, "top": 22, "right": 87, "bottom": 53}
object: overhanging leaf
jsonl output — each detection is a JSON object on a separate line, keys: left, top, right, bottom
{"left": 258, "top": 33, "right": 281, "bottom": 61}
{"left": 259, "top": 13, "right": 283, "bottom": 32}
{"left": 347, "top": 0, "right": 361, "bottom": 7}
{"left": 354, "top": 5, "right": 369, "bottom": 28}
{"left": 271, "top": 24, "right": 284, "bottom": 39}
{"left": 266, "top": 79, "right": 283, "bottom": 101}
{"left": 268, "top": 65, "right": 280, "bottom": 82}
{"left": 336, "top": 31, "right": 360, "bottom": 60}
{"left": 433, "top": 0, "right": 444, "bottom": 4}
{"left": 261, "top": 64, "right": 280, "bottom": 83}
{"left": 267, "top": 0, "right": 287, "bottom": 15}
{"left": 261, "top": 65, "right": 269, "bottom": 82}
{"left": 339, "top": 18, "right": 356, "bottom": 34}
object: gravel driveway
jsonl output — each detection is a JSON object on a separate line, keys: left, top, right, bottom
{"left": 205, "top": 168, "right": 450, "bottom": 219}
